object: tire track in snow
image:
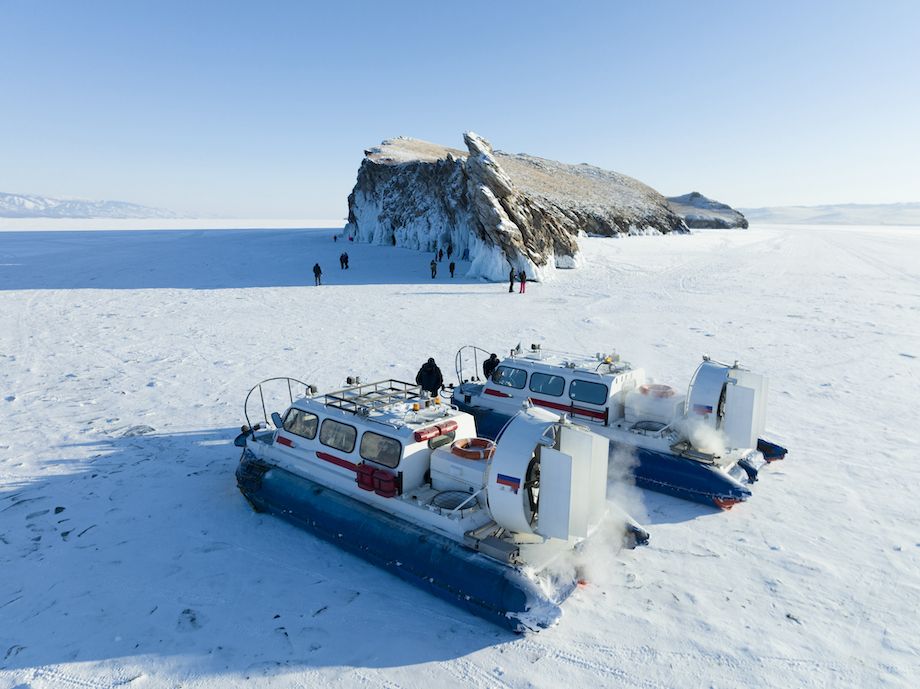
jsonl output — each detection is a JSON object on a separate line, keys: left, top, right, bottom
{"left": 350, "top": 669, "right": 406, "bottom": 689}
{"left": 822, "top": 233, "right": 920, "bottom": 286}
{"left": 519, "top": 637, "right": 854, "bottom": 688}
{"left": 442, "top": 658, "right": 514, "bottom": 689}
{"left": 32, "top": 666, "right": 142, "bottom": 688}
{"left": 516, "top": 638, "right": 668, "bottom": 689}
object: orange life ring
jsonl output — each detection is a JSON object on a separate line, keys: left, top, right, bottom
{"left": 639, "top": 383, "right": 675, "bottom": 398}
{"left": 450, "top": 437, "right": 495, "bottom": 461}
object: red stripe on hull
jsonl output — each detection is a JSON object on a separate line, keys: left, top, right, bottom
{"left": 530, "top": 397, "right": 607, "bottom": 421}
{"left": 316, "top": 450, "right": 358, "bottom": 472}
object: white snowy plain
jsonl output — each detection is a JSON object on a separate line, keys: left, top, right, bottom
{"left": 0, "top": 223, "right": 918, "bottom": 688}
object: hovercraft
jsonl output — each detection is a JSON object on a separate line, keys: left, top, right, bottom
{"left": 234, "top": 377, "right": 647, "bottom": 632}
{"left": 451, "top": 346, "right": 789, "bottom": 510}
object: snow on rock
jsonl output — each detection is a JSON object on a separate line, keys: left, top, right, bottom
{"left": 667, "top": 191, "right": 749, "bottom": 229}
{"left": 345, "top": 132, "right": 688, "bottom": 281}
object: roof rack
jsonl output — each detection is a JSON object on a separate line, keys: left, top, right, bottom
{"left": 323, "top": 379, "right": 425, "bottom": 416}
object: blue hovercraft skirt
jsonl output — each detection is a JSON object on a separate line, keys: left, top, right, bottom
{"left": 236, "top": 449, "right": 570, "bottom": 632}
{"left": 452, "top": 394, "right": 753, "bottom": 509}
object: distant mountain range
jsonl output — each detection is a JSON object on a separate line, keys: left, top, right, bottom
{"left": 4, "top": 189, "right": 917, "bottom": 227}
{"left": 0, "top": 192, "right": 179, "bottom": 219}
{"left": 740, "top": 202, "right": 920, "bottom": 226}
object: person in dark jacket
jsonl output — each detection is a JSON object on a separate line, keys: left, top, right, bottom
{"left": 430, "top": 260, "right": 437, "bottom": 278}
{"left": 343, "top": 252, "right": 349, "bottom": 269}
{"left": 438, "top": 248, "right": 444, "bottom": 262}
{"left": 449, "top": 261, "right": 456, "bottom": 278}
{"left": 415, "top": 358, "right": 443, "bottom": 395}
{"left": 518, "top": 269, "right": 527, "bottom": 293}
{"left": 447, "top": 243, "right": 453, "bottom": 260}
{"left": 482, "top": 353, "right": 500, "bottom": 380}
{"left": 508, "top": 267, "right": 515, "bottom": 293}
{"left": 313, "top": 263, "right": 322, "bottom": 286}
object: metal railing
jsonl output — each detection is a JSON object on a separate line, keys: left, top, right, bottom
{"left": 454, "top": 344, "right": 493, "bottom": 384}
{"left": 243, "top": 377, "right": 313, "bottom": 430}
{"left": 322, "top": 379, "right": 424, "bottom": 416}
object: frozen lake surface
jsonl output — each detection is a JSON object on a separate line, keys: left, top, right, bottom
{"left": 1, "top": 223, "right": 918, "bottom": 688}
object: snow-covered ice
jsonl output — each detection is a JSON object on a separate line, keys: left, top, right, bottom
{"left": 1, "top": 223, "right": 918, "bottom": 688}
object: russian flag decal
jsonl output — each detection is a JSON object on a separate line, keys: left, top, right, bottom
{"left": 496, "top": 473, "right": 521, "bottom": 493}
{"left": 692, "top": 404, "right": 713, "bottom": 415}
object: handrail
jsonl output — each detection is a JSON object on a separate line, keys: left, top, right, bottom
{"left": 244, "top": 377, "right": 313, "bottom": 431}
{"left": 455, "top": 344, "right": 493, "bottom": 384}
{"left": 448, "top": 488, "right": 484, "bottom": 516}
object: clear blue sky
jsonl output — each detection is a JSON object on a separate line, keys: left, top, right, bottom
{"left": 2, "top": 0, "right": 918, "bottom": 217}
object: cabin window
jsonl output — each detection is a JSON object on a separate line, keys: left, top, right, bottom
{"left": 491, "top": 365, "right": 527, "bottom": 389}
{"left": 569, "top": 379, "right": 608, "bottom": 405}
{"left": 319, "top": 419, "right": 357, "bottom": 453}
{"left": 282, "top": 408, "right": 318, "bottom": 439}
{"left": 528, "top": 372, "right": 565, "bottom": 397}
{"left": 428, "top": 430, "right": 455, "bottom": 450}
{"left": 359, "top": 431, "right": 402, "bottom": 468}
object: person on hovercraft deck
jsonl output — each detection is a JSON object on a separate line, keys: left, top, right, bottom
{"left": 482, "top": 353, "right": 500, "bottom": 380}
{"left": 415, "top": 358, "right": 443, "bottom": 395}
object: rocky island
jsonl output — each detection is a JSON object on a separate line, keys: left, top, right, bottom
{"left": 667, "top": 192, "right": 748, "bottom": 229}
{"left": 344, "top": 132, "right": 688, "bottom": 280}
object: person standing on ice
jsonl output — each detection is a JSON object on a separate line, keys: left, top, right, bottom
{"left": 338, "top": 253, "right": 344, "bottom": 269}
{"left": 508, "top": 267, "right": 515, "bottom": 293}
{"left": 343, "top": 252, "right": 349, "bottom": 269}
{"left": 415, "top": 357, "right": 444, "bottom": 395}
{"left": 447, "top": 243, "right": 453, "bottom": 260}
{"left": 438, "top": 248, "right": 444, "bottom": 262}
{"left": 449, "top": 261, "right": 456, "bottom": 278}
{"left": 518, "top": 269, "right": 527, "bottom": 293}
{"left": 312, "top": 263, "right": 322, "bottom": 286}
{"left": 430, "top": 259, "right": 437, "bottom": 279}
{"left": 482, "top": 353, "right": 500, "bottom": 380}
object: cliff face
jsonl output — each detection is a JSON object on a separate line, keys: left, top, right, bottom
{"left": 667, "top": 192, "right": 748, "bottom": 229}
{"left": 345, "top": 132, "right": 688, "bottom": 280}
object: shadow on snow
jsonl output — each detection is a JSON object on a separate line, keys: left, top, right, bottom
{"left": 0, "top": 428, "right": 514, "bottom": 676}
{"left": 0, "top": 229, "right": 484, "bottom": 290}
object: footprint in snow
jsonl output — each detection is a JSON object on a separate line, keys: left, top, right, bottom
{"left": 3, "top": 644, "right": 26, "bottom": 661}
{"left": 3, "top": 395, "right": 14, "bottom": 403}
{"left": 121, "top": 425, "right": 155, "bottom": 437}
{"left": 177, "top": 608, "right": 204, "bottom": 631}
